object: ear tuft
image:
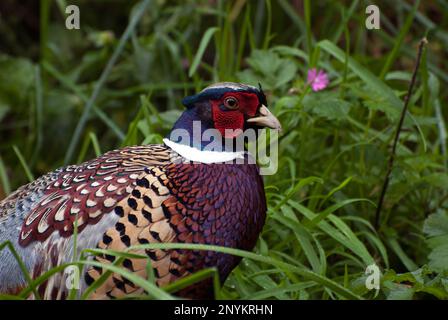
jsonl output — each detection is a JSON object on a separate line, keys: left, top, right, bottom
{"left": 257, "top": 82, "right": 267, "bottom": 106}
{"left": 181, "top": 95, "right": 198, "bottom": 108}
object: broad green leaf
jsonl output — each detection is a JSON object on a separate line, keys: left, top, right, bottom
{"left": 424, "top": 212, "right": 448, "bottom": 272}
{"left": 303, "top": 93, "right": 351, "bottom": 120}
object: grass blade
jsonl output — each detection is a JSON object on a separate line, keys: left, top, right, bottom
{"left": 130, "top": 243, "right": 363, "bottom": 299}
{"left": 188, "top": 27, "right": 219, "bottom": 77}
{"left": 379, "top": 0, "right": 420, "bottom": 79}
{"left": 64, "top": 0, "right": 152, "bottom": 164}
{"left": 0, "top": 155, "right": 11, "bottom": 195}
{"left": 12, "top": 145, "right": 34, "bottom": 182}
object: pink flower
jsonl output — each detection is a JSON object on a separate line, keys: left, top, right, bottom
{"left": 307, "top": 68, "right": 329, "bottom": 92}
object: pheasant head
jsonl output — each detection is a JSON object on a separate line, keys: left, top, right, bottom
{"left": 168, "top": 82, "right": 282, "bottom": 151}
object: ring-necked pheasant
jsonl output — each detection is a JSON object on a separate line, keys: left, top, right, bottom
{"left": 0, "top": 82, "right": 281, "bottom": 299}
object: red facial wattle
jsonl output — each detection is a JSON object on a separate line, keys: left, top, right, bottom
{"left": 211, "top": 92, "right": 260, "bottom": 138}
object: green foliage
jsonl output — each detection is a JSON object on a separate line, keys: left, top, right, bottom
{"left": 237, "top": 49, "right": 298, "bottom": 90}
{"left": 0, "top": 0, "right": 447, "bottom": 300}
{"left": 302, "top": 92, "right": 351, "bottom": 120}
{"left": 424, "top": 212, "right": 448, "bottom": 272}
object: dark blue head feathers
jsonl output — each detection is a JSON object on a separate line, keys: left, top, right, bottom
{"left": 181, "top": 82, "right": 267, "bottom": 108}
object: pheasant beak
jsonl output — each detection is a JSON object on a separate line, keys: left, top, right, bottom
{"left": 247, "top": 105, "right": 282, "bottom": 131}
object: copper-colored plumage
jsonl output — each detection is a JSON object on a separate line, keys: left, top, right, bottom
{"left": 0, "top": 145, "right": 266, "bottom": 299}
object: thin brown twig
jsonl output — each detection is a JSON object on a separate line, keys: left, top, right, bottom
{"left": 374, "top": 38, "right": 428, "bottom": 230}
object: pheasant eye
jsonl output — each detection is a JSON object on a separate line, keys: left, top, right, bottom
{"left": 224, "top": 96, "right": 239, "bottom": 109}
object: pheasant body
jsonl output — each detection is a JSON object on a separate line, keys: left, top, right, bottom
{"left": 0, "top": 82, "right": 280, "bottom": 299}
